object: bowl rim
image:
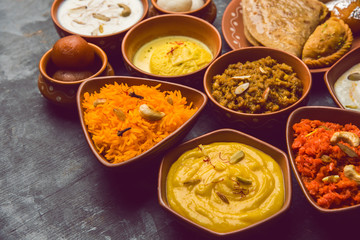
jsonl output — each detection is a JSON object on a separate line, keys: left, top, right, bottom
{"left": 158, "top": 128, "right": 292, "bottom": 236}
{"left": 76, "top": 75, "right": 208, "bottom": 168}
{"left": 121, "top": 13, "right": 222, "bottom": 79}
{"left": 286, "top": 105, "right": 360, "bottom": 213}
{"left": 324, "top": 45, "right": 360, "bottom": 110}
{"left": 38, "top": 42, "right": 108, "bottom": 85}
{"left": 203, "top": 46, "right": 312, "bottom": 117}
{"left": 51, "top": 0, "right": 149, "bottom": 38}
{"left": 151, "top": 0, "right": 211, "bottom": 14}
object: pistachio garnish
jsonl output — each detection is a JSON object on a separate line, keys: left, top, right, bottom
{"left": 322, "top": 175, "right": 340, "bottom": 183}
{"left": 139, "top": 104, "right": 165, "bottom": 121}
{"left": 235, "top": 176, "right": 252, "bottom": 185}
{"left": 234, "top": 83, "right": 250, "bottom": 95}
{"left": 347, "top": 72, "right": 360, "bottom": 81}
{"left": 216, "top": 192, "right": 229, "bottom": 204}
{"left": 118, "top": 3, "right": 131, "bottom": 17}
{"left": 93, "top": 98, "right": 106, "bottom": 107}
{"left": 229, "top": 150, "right": 245, "bottom": 164}
{"left": 183, "top": 179, "right": 201, "bottom": 186}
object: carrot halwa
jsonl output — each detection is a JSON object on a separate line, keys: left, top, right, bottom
{"left": 292, "top": 119, "right": 360, "bottom": 209}
{"left": 82, "top": 82, "right": 197, "bottom": 164}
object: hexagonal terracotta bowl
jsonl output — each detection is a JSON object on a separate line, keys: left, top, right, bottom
{"left": 158, "top": 128, "right": 292, "bottom": 237}
{"left": 77, "top": 76, "right": 207, "bottom": 168}
{"left": 286, "top": 106, "right": 360, "bottom": 213}
{"left": 51, "top": 0, "right": 149, "bottom": 55}
{"left": 203, "top": 47, "right": 312, "bottom": 128}
{"left": 324, "top": 46, "right": 360, "bottom": 110}
{"left": 122, "top": 14, "right": 222, "bottom": 88}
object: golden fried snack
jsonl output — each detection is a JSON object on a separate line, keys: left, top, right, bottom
{"left": 302, "top": 17, "right": 353, "bottom": 68}
{"left": 242, "top": 0, "right": 328, "bottom": 57}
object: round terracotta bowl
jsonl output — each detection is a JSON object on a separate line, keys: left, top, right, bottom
{"left": 203, "top": 47, "right": 312, "bottom": 128}
{"left": 38, "top": 43, "right": 113, "bottom": 106}
{"left": 324, "top": 45, "right": 360, "bottom": 110}
{"left": 121, "top": 14, "right": 222, "bottom": 88}
{"left": 158, "top": 128, "right": 292, "bottom": 237}
{"left": 77, "top": 76, "right": 208, "bottom": 168}
{"left": 51, "top": 0, "right": 149, "bottom": 55}
{"left": 148, "top": 0, "right": 217, "bottom": 23}
{"left": 286, "top": 106, "right": 360, "bottom": 213}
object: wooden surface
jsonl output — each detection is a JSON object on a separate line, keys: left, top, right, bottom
{"left": 1, "top": 0, "right": 359, "bottom": 239}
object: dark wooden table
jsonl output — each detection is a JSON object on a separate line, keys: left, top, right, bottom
{"left": 1, "top": 0, "right": 359, "bottom": 239}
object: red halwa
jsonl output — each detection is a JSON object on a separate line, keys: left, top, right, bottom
{"left": 292, "top": 119, "right": 360, "bottom": 209}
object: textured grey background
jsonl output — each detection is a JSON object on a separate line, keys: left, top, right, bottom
{"left": 1, "top": 0, "right": 358, "bottom": 240}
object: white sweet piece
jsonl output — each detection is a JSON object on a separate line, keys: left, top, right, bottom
{"left": 157, "top": 0, "right": 192, "bottom": 12}
{"left": 190, "top": 0, "right": 204, "bottom": 11}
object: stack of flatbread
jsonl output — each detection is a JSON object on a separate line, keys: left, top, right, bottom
{"left": 242, "top": 0, "right": 329, "bottom": 57}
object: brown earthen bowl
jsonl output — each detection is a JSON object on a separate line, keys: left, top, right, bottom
{"left": 121, "top": 14, "right": 222, "bottom": 88}
{"left": 148, "top": 0, "right": 217, "bottom": 23}
{"left": 203, "top": 47, "right": 312, "bottom": 128}
{"left": 77, "top": 76, "right": 207, "bottom": 168}
{"left": 324, "top": 46, "right": 360, "bottom": 110}
{"left": 38, "top": 43, "right": 114, "bottom": 106}
{"left": 51, "top": 0, "right": 149, "bottom": 55}
{"left": 158, "top": 128, "right": 292, "bottom": 237}
{"left": 286, "top": 106, "right": 360, "bottom": 213}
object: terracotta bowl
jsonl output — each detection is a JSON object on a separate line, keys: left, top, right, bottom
{"left": 203, "top": 47, "right": 312, "bottom": 128}
{"left": 148, "top": 0, "right": 217, "bottom": 23}
{"left": 51, "top": 0, "right": 149, "bottom": 55}
{"left": 158, "top": 128, "right": 292, "bottom": 237}
{"left": 121, "top": 14, "right": 222, "bottom": 88}
{"left": 324, "top": 46, "right": 360, "bottom": 110}
{"left": 38, "top": 43, "right": 114, "bottom": 106}
{"left": 77, "top": 76, "right": 207, "bottom": 168}
{"left": 286, "top": 106, "right": 360, "bottom": 213}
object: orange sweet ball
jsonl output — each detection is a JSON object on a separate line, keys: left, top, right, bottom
{"left": 51, "top": 35, "right": 95, "bottom": 69}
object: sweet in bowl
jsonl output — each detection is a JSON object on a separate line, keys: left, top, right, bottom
{"left": 77, "top": 76, "right": 207, "bottom": 168}
{"left": 51, "top": 0, "right": 149, "bottom": 55}
{"left": 122, "top": 14, "right": 222, "bottom": 87}
{"left": 203, "top": 47, "right": 312, "bottom": 128}
{"left": 158, "top": 128, "right": 291, "bottom": 236}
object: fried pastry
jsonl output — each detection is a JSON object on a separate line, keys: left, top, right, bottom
{"left": 242, "top": 0, "right": 329, "bottom": 57}
{"left": 302, "top": 17, "right": 353, "bottom": 68}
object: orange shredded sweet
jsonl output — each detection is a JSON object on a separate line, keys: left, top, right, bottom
{"left": 292, "top": 119, "right": 360, "bottom": 209}
{"left": 82, "top": 82, "right": 197, "bottom": 164}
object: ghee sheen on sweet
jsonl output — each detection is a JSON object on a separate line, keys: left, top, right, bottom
{"left": 133, "top": 36, "right": 213, "bottom": 76}
{"left": 334, "top": 63, "right": 360, "bottom": 111}
{"left": 166, "top": 142, "right": 284, "bottom": 233}
{"left": 57, "top": 0, "right": 143, "bottom": 36}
